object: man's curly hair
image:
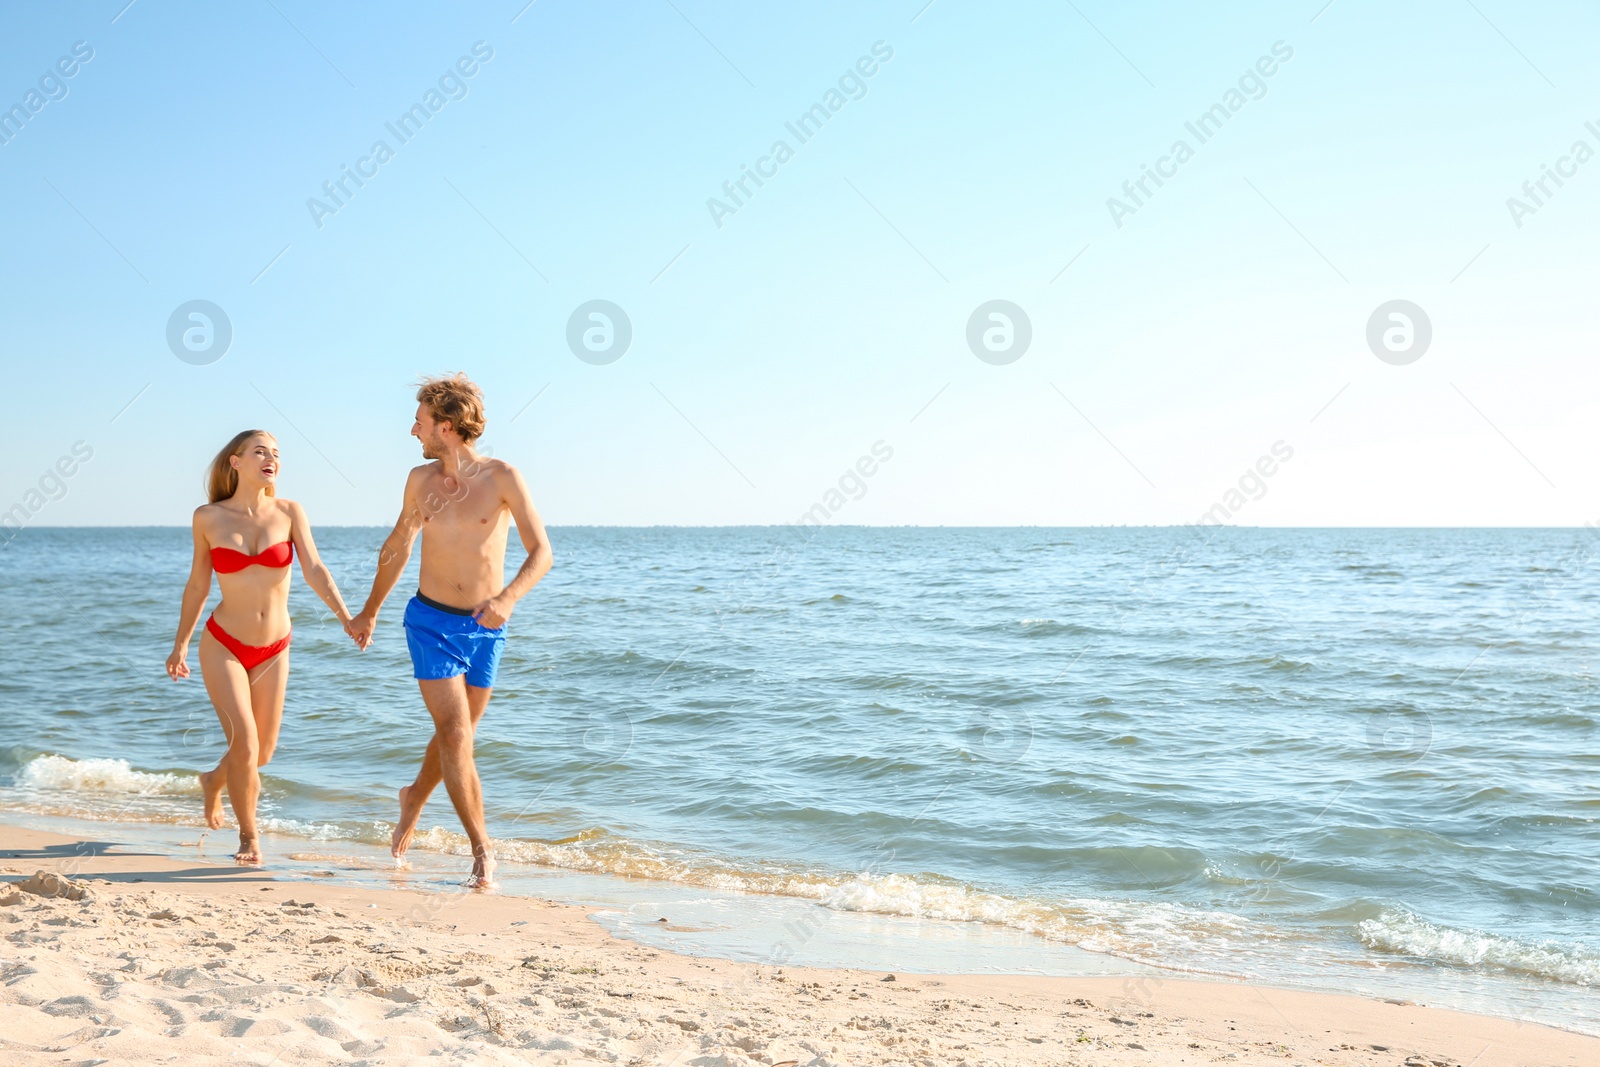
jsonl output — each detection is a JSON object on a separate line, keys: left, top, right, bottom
{"left": 416, "top": 372, "right": 486, "bottom": 443}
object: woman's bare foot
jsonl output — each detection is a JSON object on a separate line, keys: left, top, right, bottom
{"left": 464, "top": 849, "right": 496, "bottom": 889}
{"left": 198, "top": 769, "right": 226, "bottom": 829}
{"left": 234, "top": 836, "right": 263, "bottom": 865}
{"left": 391, "top": 784, "right": 426, "bottom": 861}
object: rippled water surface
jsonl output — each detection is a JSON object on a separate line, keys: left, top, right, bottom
{"left": 0, "top": 527, "right": 1595, "bottom": 1029}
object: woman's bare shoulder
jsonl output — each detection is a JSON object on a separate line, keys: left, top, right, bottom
{"left": 190, "top": 503, "right": 226, "bottom": 547}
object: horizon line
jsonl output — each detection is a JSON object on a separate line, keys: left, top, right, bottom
{"left": 8, "top": 523, "right": 1599, "bottom": 532}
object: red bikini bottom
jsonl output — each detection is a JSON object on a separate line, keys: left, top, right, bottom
{"left": 206, "top": 615, "right": 292, "bottom": 670}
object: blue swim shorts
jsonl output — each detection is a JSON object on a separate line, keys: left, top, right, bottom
{"left": 403, "top": 591, "right": 507, "bottom": 689}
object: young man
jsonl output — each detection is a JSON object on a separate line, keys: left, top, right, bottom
{"left": 346, "top": 373, "right": 552, "bottom": 887}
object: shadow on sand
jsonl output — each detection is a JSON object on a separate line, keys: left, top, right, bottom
{"left": 2, "top": 838, "right": 275, "bottom": 885}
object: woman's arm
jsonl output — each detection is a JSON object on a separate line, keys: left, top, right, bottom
{"left": 166, "top": 509, "right": 214, "bottom": 680}
{"left": 285, "top": 500, "right": 352, "bottom": 628}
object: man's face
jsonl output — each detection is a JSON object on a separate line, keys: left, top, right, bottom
{"left": 412, "top": 404, "right": 450, "bottom": 459}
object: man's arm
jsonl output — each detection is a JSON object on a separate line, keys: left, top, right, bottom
{"left": 471, "top": 464, "right": 551, "bottom": 629}
{"left": 346, "top": 468, "right": 426, "bottom": 650}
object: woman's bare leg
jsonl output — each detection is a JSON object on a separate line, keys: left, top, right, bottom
{"left": 238, "top": 648, "right": 290, "bottom": 863}
{"left": 198, "top": 630, "right": 263, "bottom": 862}
{"left": 249, "top": 649, "right": 289, "bottom": 768}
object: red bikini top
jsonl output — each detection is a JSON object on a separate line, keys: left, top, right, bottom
{"left": 211, "top": 539, "right": 294, "bottom": 573}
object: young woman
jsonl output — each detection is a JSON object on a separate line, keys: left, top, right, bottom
{"left": 165, "top": 430, "right": 354, "bottom": 864}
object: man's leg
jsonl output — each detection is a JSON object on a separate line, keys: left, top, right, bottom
{"left": 415, "top": 676, "right": 495, "bottom": 886}
{"left": 392, "top": 684, "right": 492, "bottom": 859}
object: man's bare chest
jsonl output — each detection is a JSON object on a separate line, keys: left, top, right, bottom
{"left": 417, "top": 473, "right": 502, "bottom": 529}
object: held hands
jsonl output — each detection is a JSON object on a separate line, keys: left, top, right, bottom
{"left": 342, "top": 597, "right": 508, "bottom": 645}
{"left": 472, "top": 593, "right": 513, "bottom": 630}
{"left": 165, "top": 649, "right": 189, "bottom": 681}
{"left": 345, "top": 610, "right": 376, "bottom": 651}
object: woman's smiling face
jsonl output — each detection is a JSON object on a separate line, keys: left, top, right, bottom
{"left": 233, "top": 433, "right": 280, "bottom": 485}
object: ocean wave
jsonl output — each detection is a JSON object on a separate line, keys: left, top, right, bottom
{"left": 15, "top": 754, "right": 196, "bottom": 796}
{"left": 1357, "top": 908, "right": 1599, "bottom": 987}
{"left": 1014, "top": 618, "right": 1093, "bottom": 638}
{"left": 258, "top": 816, "right": 369, "bottom": 841}
{"left": 0, "top": 769, "right": 1251, "bottom": 974}
{"left": 392, "top": 825, "right": 1251, "bottom": 970}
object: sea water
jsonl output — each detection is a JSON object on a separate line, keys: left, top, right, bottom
{"left": 0, "top": 526, "right": 1594, "bottom": 1031}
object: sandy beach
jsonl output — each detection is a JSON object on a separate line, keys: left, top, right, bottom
{"left": 0, "top": 825, "right": 1590, "bottom": 1067}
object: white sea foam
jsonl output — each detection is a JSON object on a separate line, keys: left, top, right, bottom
{"left": 257, "top": 817, "right": 361, "bottom": 841}
{"left": 399, "top": 824, "right": 1249, "bottom": 970}
{"left": 1359, "top": 909, "right": 1599, "bottom": 987}
{"left": 15, "top": 755, "right": 196, "bottom": 796}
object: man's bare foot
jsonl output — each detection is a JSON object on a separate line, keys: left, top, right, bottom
{"left": 391, "top": 784, "right": 426, "bottom": 860}
{"left": 464, "top": 850, "right": 496, "bottom": 889}
{"left": 234, "top": 836, "right": 262, "bottom": 865}
{"left": 199, "top": 769, "right": 226, "bottom": 829}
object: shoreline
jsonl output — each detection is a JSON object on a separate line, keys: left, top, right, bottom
{"left": 2, "top": 824, "right": 1593, "bottom": 1066}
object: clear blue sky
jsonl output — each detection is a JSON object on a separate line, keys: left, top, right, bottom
{"left": 2, "top": 0, "right": 1595, "bottom": 527}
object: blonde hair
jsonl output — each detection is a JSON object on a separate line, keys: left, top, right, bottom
{"left": 206, "top": 430, "right": 276, "bottom": 504}
{"left": 416, "top": 373, "right": 486, "bottom": 443}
